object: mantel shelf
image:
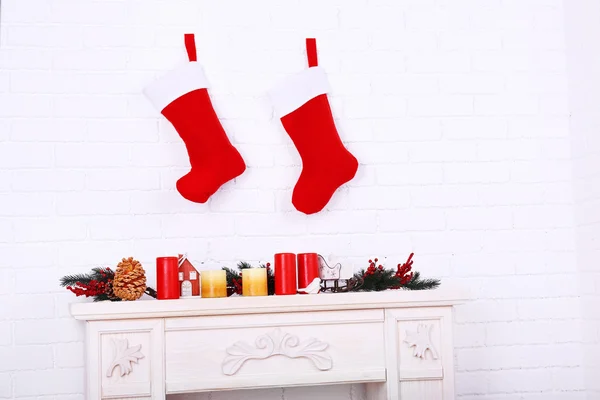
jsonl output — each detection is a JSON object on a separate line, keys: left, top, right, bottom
{"left": 71, "top": 288, "right": 467, "bottom": 321}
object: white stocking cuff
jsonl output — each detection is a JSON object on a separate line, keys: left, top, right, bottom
{"left": 144, "top": 62, "right": 210, "bottom": 112}
{"left": 268, "top": 66, "right": 330, "bottom": 118}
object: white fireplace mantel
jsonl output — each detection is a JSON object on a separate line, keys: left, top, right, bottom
{"left": 71, "top": 290, "right": 465, "bottom": 400}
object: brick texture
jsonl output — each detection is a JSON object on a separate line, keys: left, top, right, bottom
{"left": 0, "top": 0, "right": 593, "bottom": 398}
{"left": 564, "top": 0, "right": 600, "bottom": 397}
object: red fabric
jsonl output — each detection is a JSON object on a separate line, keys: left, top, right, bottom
{"left": 184, "top": 33, "right": 197, "bottom": 62}
{"left": 281, "top": 94, "right": 358, "bottom": 214}
{"left": 162, "top": 89, "right": 246, "bottom": 203}
{"left": 306, "top": 38, "right": 318, "bottom": 67}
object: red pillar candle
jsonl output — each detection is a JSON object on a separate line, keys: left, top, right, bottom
{"left": 156, "top": 256, "right": 180, "bottom": 300}
{"left": 274, "top": 253, "right": 297, "bottom": 295}
{"left": 297, "top": 253, "right": 320, "bottom": 294}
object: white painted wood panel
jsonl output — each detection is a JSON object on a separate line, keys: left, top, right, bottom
{"left": 86, "top": 319, "right": 165, "bottom": 400}
{"left": 102, "top": 333, "right": 152, "bottom": 397}
{"left": 400, "top": 380, "right": 444, "bottom": 399}
{"left": 73, "top": 290, "right": 464, "bottom": 399}
{"left": 365, "top": 382, "right": 388, "bottom": 400}
{"left": 109, "top": 397, "right": 152, "bottom": 400}
{"left": 165, "top": 309, "right": 384, "bottom": 331}
{"left": 165, "top": 321, "right": 386, "bottom": 393}
{"left": 386, "top": 307, "right": 456, "bottom": 399}
{"left": 398, "top": 319, "right": 443, "bottom": 380}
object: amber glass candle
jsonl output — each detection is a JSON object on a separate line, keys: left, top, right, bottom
{"left": 242, "top": 268, "right": 268, "bottom": 296}
{"left": 201, "top": 270, "right": 227, "bottom": 298}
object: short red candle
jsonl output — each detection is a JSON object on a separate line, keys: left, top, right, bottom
{"left": 275, "top": 253, "right": 297, "bottom": 295}
{"left": 297, "top": 253, "right": 320, "bottom": 291}
{"left": 156, "top": 256, "right": 180, "bottom": 300}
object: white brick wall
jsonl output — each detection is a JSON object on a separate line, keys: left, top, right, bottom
{"left": 0, "top": 0, "right": 592, "bottom": 398}
{"left": 564, "top": 0, "right": 600, "bottom": 398}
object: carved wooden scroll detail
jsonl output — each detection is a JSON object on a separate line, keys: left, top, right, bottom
{"left": 222, "top": 328, "right": 333, "bottom": 375}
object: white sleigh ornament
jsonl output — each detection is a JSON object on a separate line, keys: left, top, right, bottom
{"left": 318, "top": 255, "right": 359, "bottom": 292}
{"left": 318, "top": 255, "right": 342, "bottom": 280}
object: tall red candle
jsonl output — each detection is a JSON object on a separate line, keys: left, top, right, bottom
{"left": 297, "top": 253, "right": 320, "bottom": 293}
{"left": 274, "top": 253, "right": 297, "bottom": 295}
{"left": 156, "top": 256, "right": 180, "bottom": 300}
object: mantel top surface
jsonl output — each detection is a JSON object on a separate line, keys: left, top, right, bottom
{"left": 70, "top": 288, "right": 467, "bottom": 321}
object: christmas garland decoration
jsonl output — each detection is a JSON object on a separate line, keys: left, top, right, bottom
{"left": 60, "top": 254, "right": 438, "bottom": 301}
{"left": 60, "top": 258, "right": 157, "bottom": 302}
{"left": 222, "top": 261, "right": 275, "bottom": 296}
{"left": 349, "top": 253, "right": 440, "bottom": 292}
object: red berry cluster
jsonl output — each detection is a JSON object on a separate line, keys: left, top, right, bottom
{"left": 99, "top": 268, "right": 112, "bottom": 278}
{"left": 396, "top": 253, "right": 414, "bottom": 285}
{"left": 365, "top": 258, "right": 384, "bottom": 277}
{"left": 66, "top": 279, "right": 109, "bottom": 297}
{"left": 232, "top": 278, "right": 242, "bottom": 295}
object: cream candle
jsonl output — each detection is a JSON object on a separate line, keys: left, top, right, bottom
{"left": 242, "top": 268, "right": 268, "bottom": 296}
{"left": 201, "top": 270, "right": 227, "bottom": 298}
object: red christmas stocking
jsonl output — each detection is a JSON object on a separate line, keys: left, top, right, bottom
{"left": 269, "top": 39, "right": 358, "bottom": 214}
{"left": 144, "top": 34, "right": 246, "bottom": 203}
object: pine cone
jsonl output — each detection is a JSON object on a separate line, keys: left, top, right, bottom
{"left": 105, "top": 280, "right": 120, "bottom": 301}
{"left": 113, "top": 257, "right": 147, "bottom": 301}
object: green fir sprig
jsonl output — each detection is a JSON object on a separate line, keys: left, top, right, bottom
{"left": 402, "top": 271, "right": 440, "bottom": 290}
{"left": 350, "top": 254, "right": 440, "bottom": 292}
{"left": 59, "top": 267, "right": 114, "bottom": 288}
{"left": 351, "top": 268, "right": 400, "bottom": 292}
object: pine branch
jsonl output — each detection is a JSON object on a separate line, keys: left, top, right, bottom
{"left": 90, "top": 267, "right": 114, "bottom": 280}
{"left": 350, "top": 269, "right": 401, "bottom": 292}
{"left": 222, "top": 266, "right": 240, "bottom": 277}
{"left": 59, "top": 273, "right": 93, "bottom": 287}
{"left": 145, "top": 287, "right": 157, "bottom": 298}
{"left": 266, "top": 267, "right": 275, "bottom": 296}
{"left": 60, "top": 267, "right": 115, "bottom": 288}
{"left": 402, "top": 271, "right": 441, "bottom": 290}
{"left": 222, "top": 267, "right": 240, "bottom": 285}
{"left": 93, "top": 294, "right": 120, "bottom": 302}
{"left": 237, "top": 261, "right": 253, "bottom": 270}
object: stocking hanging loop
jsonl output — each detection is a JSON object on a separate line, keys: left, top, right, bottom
{"left": 306, "top": 38, "right": 318, "bottom": 67}
{"left": 184, "top": 33, "right": 198, "bottom": 62}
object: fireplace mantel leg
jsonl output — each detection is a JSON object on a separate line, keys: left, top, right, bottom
{"left": 366, "top": 382, "right": 390, "bottom": 400}
{"left": 85, "top": 319, "right": 165, "bottom": 400}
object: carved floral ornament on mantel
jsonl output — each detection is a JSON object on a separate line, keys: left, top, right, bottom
{"left": 222, "top": 328, "right": 333, "bottom": 375}
{"left": 106, "top": 338, "right": 145, "bottom": 377}
{"left": 404, "top": 323, "right": 439, "bottom": 360}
